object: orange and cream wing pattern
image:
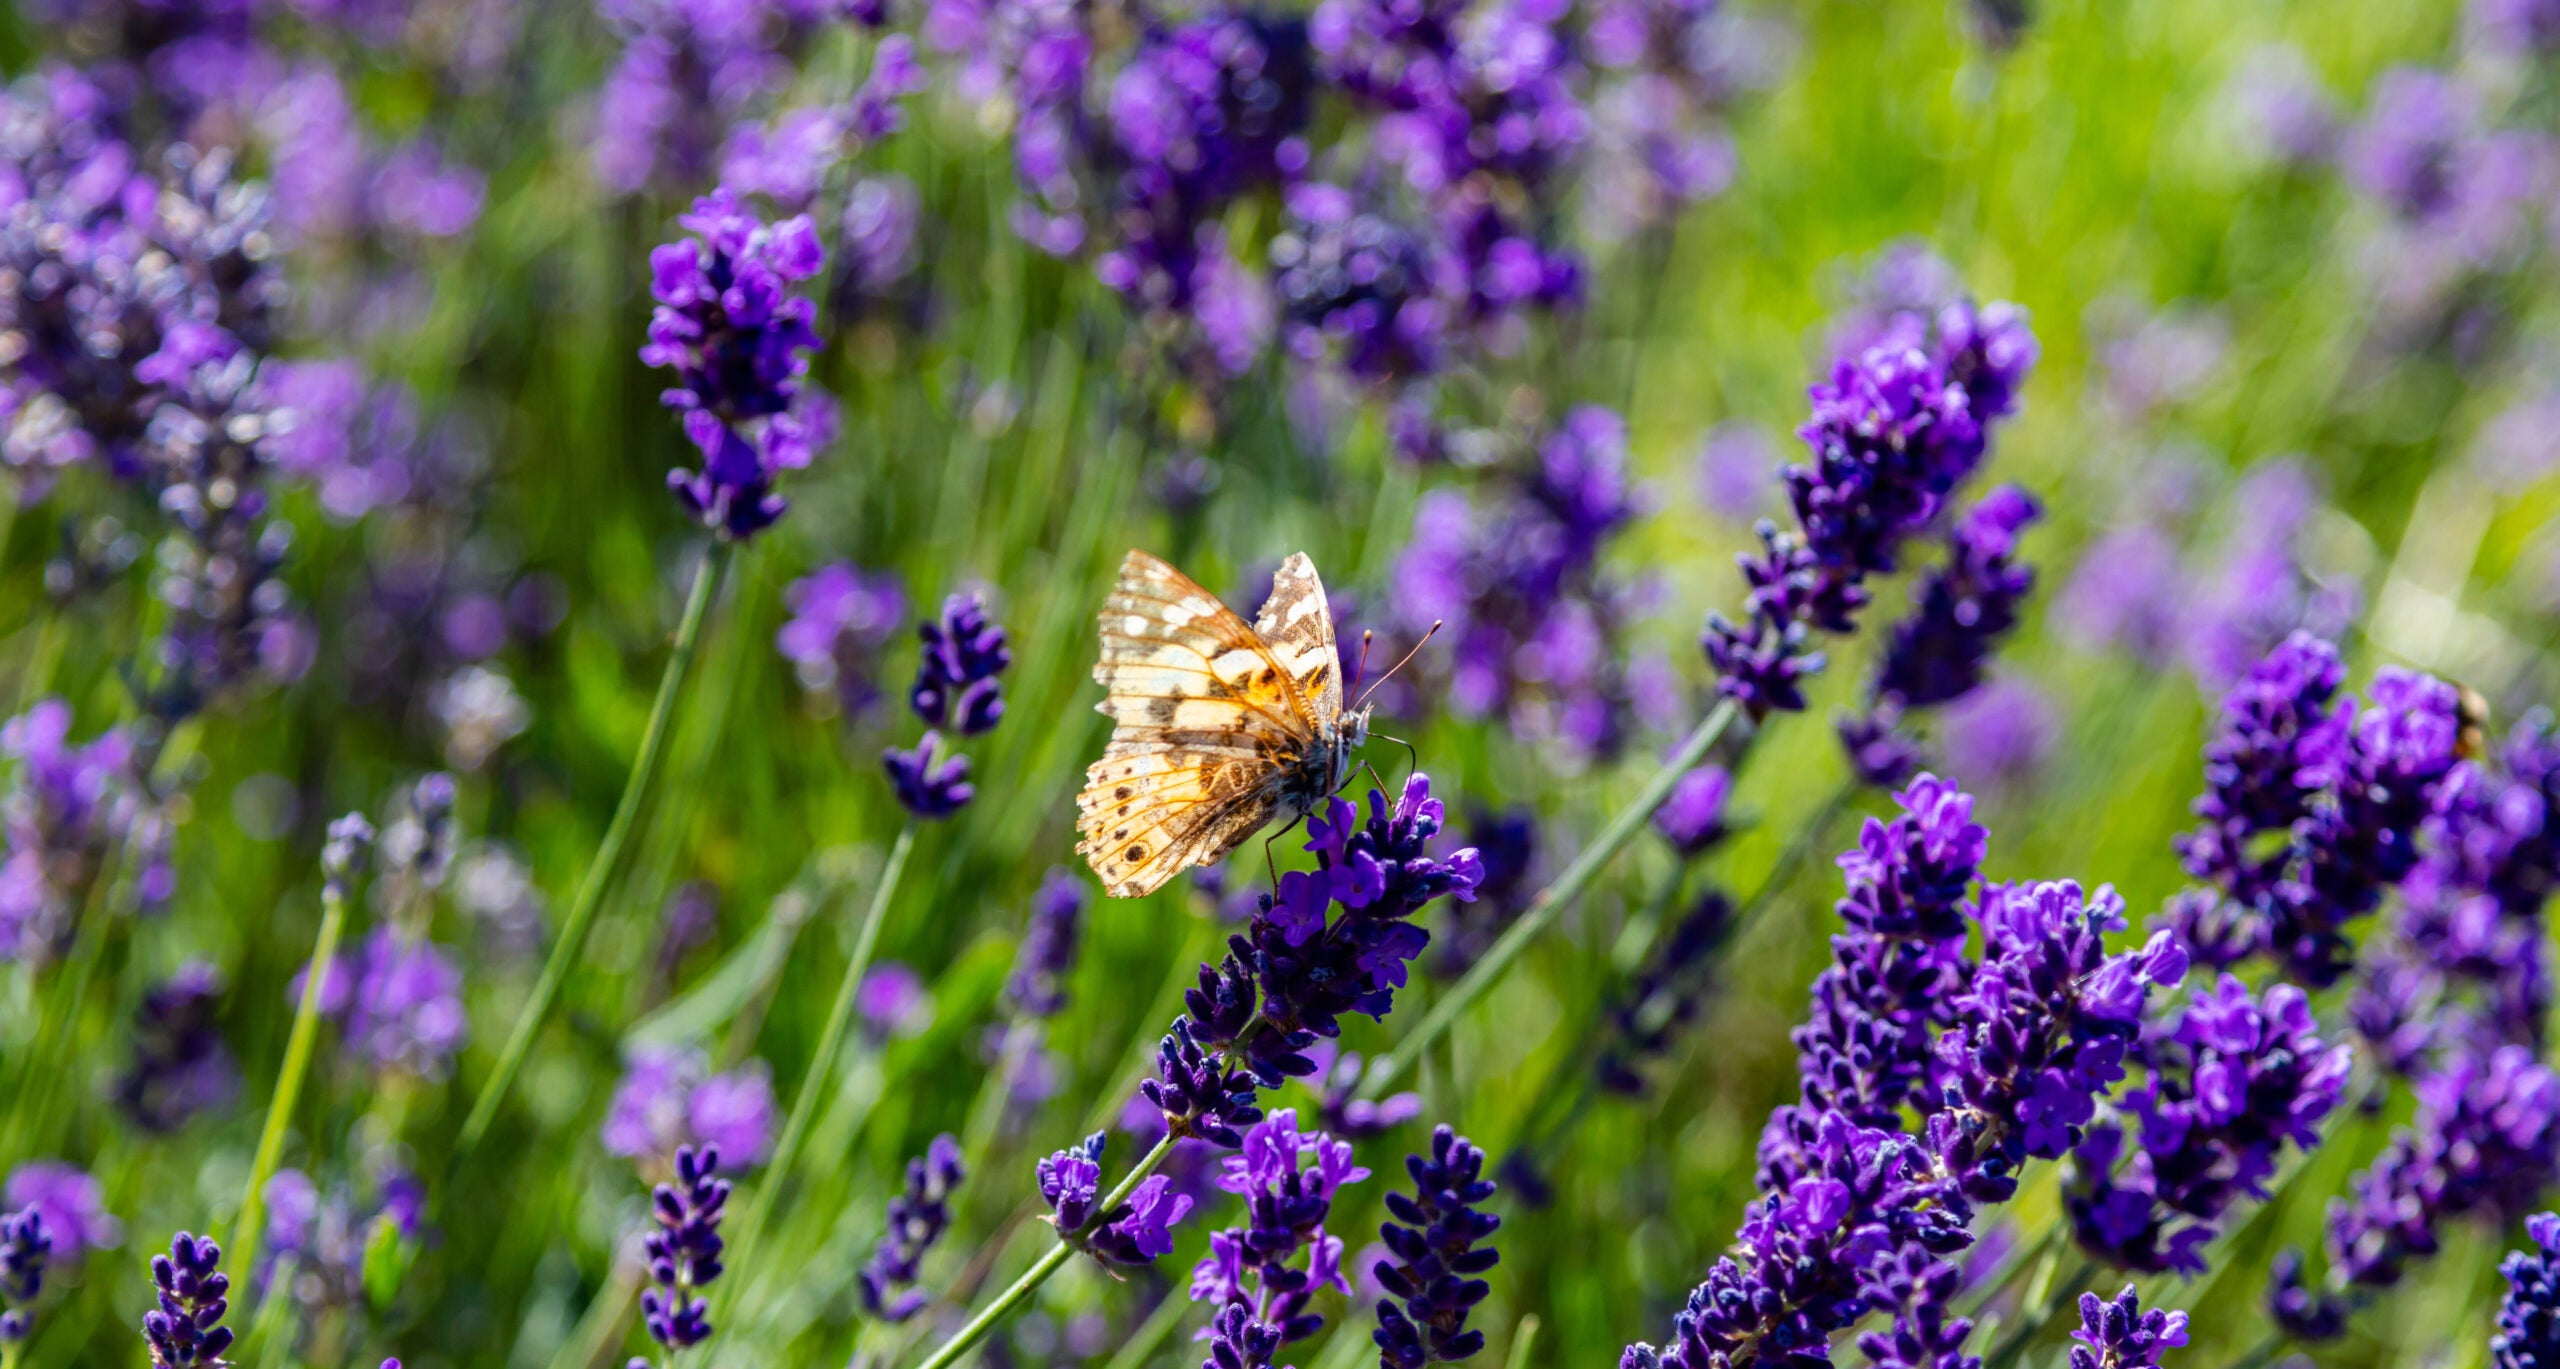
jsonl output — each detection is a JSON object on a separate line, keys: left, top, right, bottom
{"left": 1077, "top": 550, "right": 1323, "bottom": 898}
{"left": 1252, "top": 552, "right": 1344, "bottom": 716}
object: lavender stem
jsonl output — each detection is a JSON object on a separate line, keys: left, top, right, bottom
{"left": 458, "top": 541, "right": 733, "bottom": 1157}
{"left": 1361, "top": 696, "right": 1742, "bottom": 1100}
{"left": 232, "top": 841, "right": 363, "bottom": 1280}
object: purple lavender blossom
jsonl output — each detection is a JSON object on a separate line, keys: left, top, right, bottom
{"left": 1009, "top": 867, "right": 1088, "bottom": 1017}
{"left": 1937, "top": 678, "right": 2056, "bottom": 787}
{"left": 859, "top": 962, "right": 934, "bottom": 1039}
{"left": 639, "top": 1145, "right": 728, "bottom": 1352}
{"left": 1374, "top": 1125, "right": 1499, "bottom": 1369}
{"left": 1190, "top": 1110, "right": 1365, "bottom": 1345}
{"left": 289, "top": 928, "right": 469, "bottom": 1078}
{"left": 1706, "top": 302, "right": 2037, "bottom": 718}
{"left": 1695, "top": 422, "right": 1778, "bottom": 521}
{"left": 602, "top": 1046, "right": 778, "bottom": 1168}
{"left": 1308, "top": 1043, "right": 1424, "bottom": 1139}
{"left": 592, "top": 0, "right": 834, "bottom": 196}
{"left": 1, "top": 700, "right": 151, "bottom": 961}
{"left": 861, "top": 1135, "right": 965, "bottom": 1322}
{"left": 1271, "top": 182, "right": 1451, "bottom": 387}
{"left": 884, "top": 731, "right": 975, "bottom": 817}
{"left": 115, "top": 964, "right": 238, "bottom": 1133}
{"left": 1145, "top": 775, "right": 1482, "bottom": 1148}
{"left": 911, "top": 593, "right": 1012, "bottom": 735}
{"left": 257, "top": 1167, "right": 426, "bottom": 1315}
{"left": 141, "top": 1231, "right": 232, "bottom": 1369}
{"left": 2227, "top": 45, "right": 2340, "bottom": 167}
{"left": 777, "top": 563, "right": 908, "bottom": 718}
{"left": 2065, "top": 974, "right": 2350, "bottom": 1274}
{"left": 1839, "top": 484, "right": 2041, "bottom": 778}
{"left": 4, "top": 1163, "right": 119, "bottom": 1260}
{"left": 0, "top": 1204, "right": 44, "bottom": 1344}
{"left": 2067, "top": 1286, "right": 2189, "bottom": 1369}
{"left": 641, "top": 189, "right": 829, "bottom": 539}
{"left": 2497, "top": 1212, "right": 2560, "bottom": 1369}
{"left": 1391, "top": 407, "right": 1649, "bottom": 757}
{"left": 1651, "top": 767, "right": 1730, "bottom": 857}
{"left": 2323, "top": 1043, "right": 2560, "bottom": 1292}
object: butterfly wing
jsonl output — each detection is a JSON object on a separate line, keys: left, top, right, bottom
{"left": 1252, "top": 552, "right": 1344, "bottom": 718}
{"left": 1078, "top": 550, "right": 1321, "bottom": 898}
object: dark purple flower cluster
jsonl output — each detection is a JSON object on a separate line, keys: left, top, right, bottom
{"left": 1630, "top": 773, "right": 2192, "bottom": 1369}
{"left": 2064, "top": 974, "right": 2350, "bottom": 1274}
{"left": 884, "top": 594, "right": 1012, "bottom": 818}
{"left": 639, "top": 1144, "right": 729, "bottom": 1354}
{"left": 0, "top": 1205, "right": 47, "bottom": 1344}
{"left": 2067, "top": 1286, "right": 2188, "bottom": 1369}
{"left": 114, "top": 962, "right": 239, "bottom": 1133}
{"left": 1142, "top": 774, "right": 1482, "bottom": 1149}
{"left": 861, "top": 1134, "right": 964, "bottom": 1323}
{"left": 1271, "top": 183, "right": 1450, "bottom": 385}
{"left": 142, "top": 1231, "right": 233, "bottom": 1369}
{"left": 641, "top": 189, "right": 831, "bottom": 539}
{"left": 1037, "top": 1131, "right": 1197, "bottom": 1265}
{"left": 777, "top": 563, "right": 908, "bottom": 719}
{"left": 1840, "top": 485, "right": 2042, "bottom": 786}
{"left": 1374, "top": 1124, "right": 1500, "bottom": 1369}
{"left": 1390, "top": 406, "right": 1651, "bottom": 757}
{"left": 2172, "top": 634, "right": 2467, "bottom": 984}
{"left": 1188, "top": 1110, "right": 1366, "bottom": 1351}
{"left": 1705, "top": 303, "right": 2038, "bottom": 719}
{"left": 2497, "top": 1212, "right": 2560, "bottom": 1369}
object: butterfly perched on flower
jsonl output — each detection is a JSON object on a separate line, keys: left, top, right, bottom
{"left": 1078, "top": 550, "right": 1370, "bottom": 898}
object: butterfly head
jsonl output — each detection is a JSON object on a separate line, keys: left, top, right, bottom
{"left": 1324, "top": 701, "right": 1374, "bottom": 795}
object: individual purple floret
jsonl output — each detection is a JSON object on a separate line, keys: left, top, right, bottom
{"left": 0, "top": 1206, "right": 47, "bottom": 1343}
{"left": 1143, "top": 775, "right": 1483, "bottom": 1148}
{"left": 777, "top": 563, "right": 908, "bottom": 718}
{"left": 641, "top": 189, "right": 829, "bottom": 540}
{"left": 1373, "top": 1125, "right": 1500, "bottom": 1369}
{"left": 2067, "top": 1286, "right": 2189, "bottom": 1369}
{"left": 861, "top": 1135, "right": 965, "bottom": 1323}
{"left": 912, "top": 593, "right": 1012, "bottom": 735}
{"left": 142, "top": 1231, "right": 233, "bottom": 1369}
{"left": 1038, "top": 1133, "right": 1109, "bottom": 1234}
{"left": 2065, "top": 974, "right": 2350, "bottom": 1274}
{"left": 1010, "top": 867, "right": 1088, "bottom": 1017}
{"left": 1705, "top": 303, "right": 2037, "bottom": 719}
{"left": 2497, "top": 1212, "right": 2560, "bottom": 1369}
{"left": 1190, "top": 1111, "right": 1365, "bottom": 1345}
{"left": 115, "top": 963, "right": 239, "bottom": 1133}
{"left": 884, "top": 732, "right": 976, "bottom": 818}
{"left": 639, "top": 1144, "right": 728, "bottom": 1353}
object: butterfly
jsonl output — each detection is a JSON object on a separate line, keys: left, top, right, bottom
{"left": 1078, "top": 549, "right": 1371, "bottom": 899}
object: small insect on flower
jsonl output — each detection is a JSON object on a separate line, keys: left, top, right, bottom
{"left": 1079, "top": 550, "right": 1427, "bottom": 898}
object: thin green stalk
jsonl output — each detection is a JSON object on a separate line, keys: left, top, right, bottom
{"left": 233, "top": 873, "right": 357, "bottom": 1281}
{"left": 457, "top": 541, "right": 731, "bottom": 1156}
{"left": 1098, "top": 1289, "right": 1194, "bottom": 1369}
{"left": 1359, "top": 698, "right": 1742, "bottom": 1100}
{"left": 1979, "top": 1254, "right": 2089, "bottom": 1369}
{"left": 1502, "top": 1314, "right": 1541, "bottom": 1369}
{"left": 728, "top": 819, "right": 919, "bottom": 1280}
{"left": 908, "top": 1134, "right": 1177, "bottom": 1369}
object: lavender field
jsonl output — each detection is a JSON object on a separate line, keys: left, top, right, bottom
{"left": 1, "top": 0, "right": 2557, "bottom": 1366}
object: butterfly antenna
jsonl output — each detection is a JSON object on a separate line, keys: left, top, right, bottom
{"left": 1355, "top": 620, "right": 1443, "bottom": 710}
{"left": 1350, "top": 629, "right": 1376, "bottom": 697}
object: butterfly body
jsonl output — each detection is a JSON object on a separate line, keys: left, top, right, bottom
{"left": 1078, "top": 549, "right": 1367, "bottom": 898}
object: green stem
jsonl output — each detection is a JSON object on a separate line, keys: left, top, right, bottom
{"left": 907, "top": 1134, "right": 1177, "bottom": 1369}
{"left": 1098, "top": 1287, "right": 1195, "bottom": 1369}
{"left": 457, "top": 542, "right": 731, "bottom": 1157}
{"left": 1979, "top": 1254, "right": 2089, "bottom": 1369}
{"left": 728, "top": 820, "right": 918, "bottom": 1286}
{"left": 1359, "top": 698, "right": 1741, "bottom": 1100}
{"left": 233, "top": 878, "right": 355, "bottom": 1280}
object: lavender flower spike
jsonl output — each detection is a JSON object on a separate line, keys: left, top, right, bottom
{"left": 1374, "top": 1125, "right": 1501, "bottom": 1369}
{"left": 639, "top": 1145, "right": 728, "bottom": 1354}
{"left": 861, "top": 1135, "right": 965, "bottom": 1322}
{"left": 142, "top": 1232, "right": 233, "bottom": 1368}
{"left": 912, "top": 593, "right": 1013, "bottom": 735}
{"left": 2497, "top": 1212, "right": 2560, "bottom": 1369}
{"left": 0, "top": 1206, "right": 47, "bottom": 1344}
{"left": 2067, "top": 1286, "right": 2189, "bottom": 1369}
{"left": 641, "top": 189, "right": 829, "bottom": 539}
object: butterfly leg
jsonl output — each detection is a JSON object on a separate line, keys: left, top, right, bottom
{"left": 1261, "top": 814, "right": 1307, "bottom": 896}
{"left": 1368, "top": 732, "right": 1420, "bottom": 791}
